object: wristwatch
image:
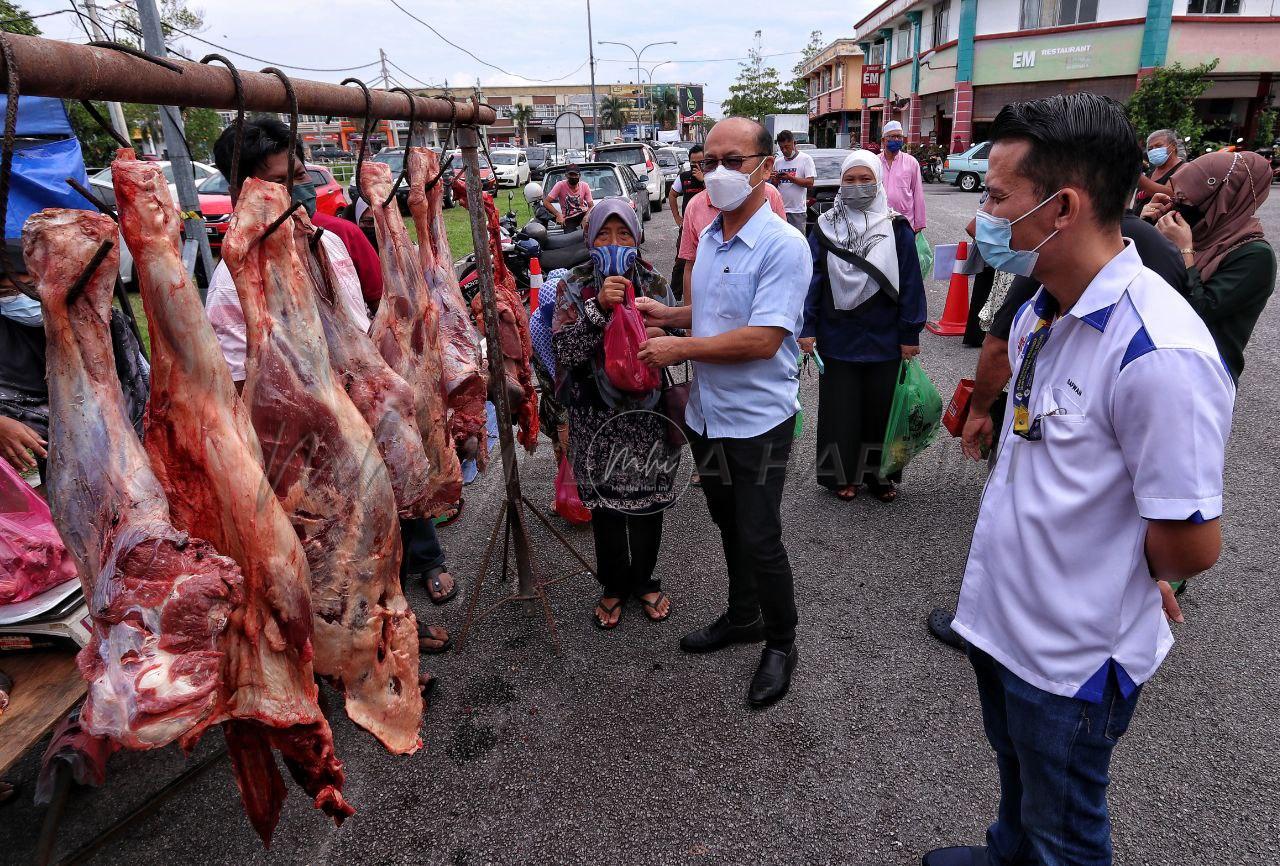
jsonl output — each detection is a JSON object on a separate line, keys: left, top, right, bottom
{"left": 1180, "top": 247, "right": 1194, "bottom": 256}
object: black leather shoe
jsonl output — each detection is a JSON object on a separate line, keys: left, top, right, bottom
{"left": 927, "top": 608, "right": 967, "bottom": 653}
{"left": 679, "top": 614, "right": 764, "bottom": 654}
{"left": 747, "top": 645, "right": 798, "bottom": 708}
{"left": 921, "top": 845, "right": 987, "bottom": 866}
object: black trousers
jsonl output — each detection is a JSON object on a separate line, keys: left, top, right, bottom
{"left": 815, "top": 356, "right": 901, "bottom": 490}
{"left": 400, "top": 517, "right": 445, "bottom": 577}
{"left": 591, "top": 508, "right": 664, "bottom": 596}
{"left": 670, "top": 228, "right": 686, "bottom": 302}
{"left": 964, "top": 266, "right": 994, "bottom": 347}
{"left": 687, "top": 416, "right": 797, "bottom": 643}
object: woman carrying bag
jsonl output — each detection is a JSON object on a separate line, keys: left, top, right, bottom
{"left": 551, "top": 199, "right": 682, "bottom": 630}
{"left": 798, "top": 150, "right": 927, "bottom": 503}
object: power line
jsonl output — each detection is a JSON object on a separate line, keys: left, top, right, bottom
{"left": 596, "top": 50, "right": 804, "bottom": 65}
{"left": 384, "top": 57, "right": 444, "bottom": 90}
{"left": 383, "top": 0, "right": 589, "bottom": 83}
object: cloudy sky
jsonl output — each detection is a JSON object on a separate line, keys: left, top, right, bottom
{"left": 22, "top": 0, "right": 872, "bottom": 110}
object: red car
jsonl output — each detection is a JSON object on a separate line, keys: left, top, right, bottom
{"left": 198, "top": 163, "right": 347, "bottom": 253}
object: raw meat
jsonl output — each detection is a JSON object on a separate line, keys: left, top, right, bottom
{"left": 365, "top": 160, "right": 463, "bottom": 515}
{"left": 27, "top": 208, "right": 241, "bottom": 751}
{"left": 223, "top": 179, "right": 422, "bottom": 755}
{"left": 0, "top": 451, "right": 77, "bottom": 605}
{"left": 472, "top": 193, "right": 539, "bottom": 451}
{"left": 296, "top": 216, "right": 431, "bottom": 517}
{"left": 408, "top": 147, "right": 488, "bottom": 467}
{"left": 112, "top": 154, "right": 352, "bottom": 843}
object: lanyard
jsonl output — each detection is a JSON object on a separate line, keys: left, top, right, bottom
{"left": 1011, "top": 304, "right": 1059, "bottom": 441}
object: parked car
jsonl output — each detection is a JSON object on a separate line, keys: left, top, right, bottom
{"left": 200, "top": 164, "right": 346, "bottom": 253}
{"left": 558, "top": 148, "right": 588, "bottom": 165}
{"left": 525, "top": 145, "right": 554, "bottom": 181}
{"left": 804, "top": 147, "right": 855, "bottom": 232}
{"left": 88, "top": 159, "right": 218, "bottom": 208}
{"left": 655, "top": 147, "right": 683, "bottom": 187}
{"left": 591, "top": 141, "right": 664, "bottom": 210}
{"left": 536, "top": 161, "right": 650, "bottom": 227}
{"left": 309, "top": 145, "right": 354, "bottom": 161}
{"left": 941, "top": 141, "right": 990, "bottom": 192}
{"left": 489, "top": 148, "right": 531, "bottom": 187}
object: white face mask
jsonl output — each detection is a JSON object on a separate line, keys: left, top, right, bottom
{"left": 704, "top": 160, "right": 766, "bottom": 212}
{"left": 0, "top": 292, "right": 41, "bottom": 327}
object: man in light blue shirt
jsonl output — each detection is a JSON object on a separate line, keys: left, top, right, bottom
{"left": 638, "top": 117, "right": 812, "bottom": 708}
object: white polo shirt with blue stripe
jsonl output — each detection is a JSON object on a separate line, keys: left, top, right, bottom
{"left": 953, "top": 241, "right": 1236, "bottom": 702}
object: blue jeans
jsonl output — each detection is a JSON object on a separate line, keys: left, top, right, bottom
{"left": 968, "top": 647, "right": 1142, "bottom": 866}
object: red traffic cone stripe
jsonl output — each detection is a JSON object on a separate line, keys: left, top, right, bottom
{"left": 926, "top": 240, "right": 972, "bottom": 336}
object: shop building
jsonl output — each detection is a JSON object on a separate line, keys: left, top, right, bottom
{"left": 853, "top": 0, "right": 1280, "bottom": 153}
{"left": 800, "top": 39, "right": 865, "bottom": 147}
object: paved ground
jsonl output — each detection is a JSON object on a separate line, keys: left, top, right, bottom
{"left": 5, "top": 185, "right": 1279, "bottom": 865}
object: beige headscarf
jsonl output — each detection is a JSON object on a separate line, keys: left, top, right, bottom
{"left": 1169, "top": 150, "right": 1270, "bottom": 280}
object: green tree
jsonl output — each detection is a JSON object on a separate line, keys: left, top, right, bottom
{"left": 510, "top": 103, "right": 534, "bottom": 146}
{"left": 0, "top": 0, "right": 41, "bottom": 36}
{"left": 780, "top": 30, "right": 824, "bottom": 113}
{"left": 181, "top": 107, "right": 222, "bottom": 161}
{"left": 598, "top": 95, "right": 628, "bottom": 131}
{"left": 1126, "top": 59, "right": 1219, "bottom": 155}
{"left": 1253, "top": 107, "right": 1277, "bottom": 149}
{"left": 655, "top": 88, "right": 680, "bottom": 130}
{"left": 115, "top": 0, "right": 207, "bottom": 56}
{"left": 722, "top": 36, "right": 790, "bottom": 121}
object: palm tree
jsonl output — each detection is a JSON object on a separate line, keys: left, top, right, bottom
{"left": 510, "top": 103, "right": 535, "bottom": 146}
{"left": 655, "top": 89, "right": 680, "bottom": 131}
{"left": 598, "top": 95, "right": 628, "bottom": 133}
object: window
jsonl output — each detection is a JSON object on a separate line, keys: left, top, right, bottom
{"left": 835, "top": 63, "right": 843, "bottom": 86}
{"left": 1056, "top": 0, "right": 1097, "bottom": 24}
{"left": 868, "top": 41, "right": 885, "bottom": 65}
{"left": 896, "top": 22, "right": 912, "bottom": 60}
{"left": 306, "top": 169, "right": 329, "bottom": 186}
{"left": 1187, "top": 0, "right": 1241, "bottom": 11}
{"left": 1019, "top": 0, "right": 1098, "bottom": 28}
{"left": 932, "top": 1, "right": 951, "bottom": 47}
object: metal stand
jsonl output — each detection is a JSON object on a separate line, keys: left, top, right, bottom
{"left": 453, "top": 126, "right": 594, "bottom": 654}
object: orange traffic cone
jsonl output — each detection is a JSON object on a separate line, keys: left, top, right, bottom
{"left": 527, "top": 256, "right": 543, "bottom": 309}
{"left": 926, "top": 240, "right": 972, "bottom": 336}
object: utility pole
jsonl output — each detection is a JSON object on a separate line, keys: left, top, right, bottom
{"left": 135, "top": 0, "right": 215, "bottom": 288}
{"left": 379, "top": 49, "right": 398, "bottom": 148}
{"left": 586, "top": 0, "right": 599, "bottom": 147}
{"left": 79, "top": 0, "right": 130, "bottom": 141}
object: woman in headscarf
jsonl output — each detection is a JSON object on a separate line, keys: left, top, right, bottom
{"left": 552, "top": 198, "right": 681, "bottom": 630}
{"left": 1148, "top": 149, "right": 1275, "bottom": 383}
{"left": 799, "top": 150, "right": 927, "bottom": 503}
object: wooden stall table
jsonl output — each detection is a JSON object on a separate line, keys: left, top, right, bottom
{"left": 0, "top": 649, "right": 86, "bottom": 778}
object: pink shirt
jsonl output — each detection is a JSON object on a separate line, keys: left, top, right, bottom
{"left": 879, "top": 150, "right": 926, "bottom": 232}
{"left": 677, "top": 185, "right": 787, "bottom": 262}
{"left": 545, "top": 180, "right": 594, "bottom": 219}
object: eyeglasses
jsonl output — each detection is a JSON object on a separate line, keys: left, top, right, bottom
{"left": 693, "top": 153, "right": 770, "bottom": 172}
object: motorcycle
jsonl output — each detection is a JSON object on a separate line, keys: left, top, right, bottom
{"left": 922, "top": 154, "right": 944, "bottom": 184}
{"left": 456, "top": 189, "right": 590, "bottom": 305}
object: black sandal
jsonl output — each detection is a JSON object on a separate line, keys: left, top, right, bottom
{"left": 639, "top": 591, "right": 671, "bottom": 623}
{"left": 423, "top": 567, "right": 458, "bottom": 605}
{"left": 873, "top": 483, "right": 898, "bottom": 503}
{"left": 835, "top": 485, "right": 859, "bottom": 502}
{"left": 418, "top": 622, "right": 452, "bottom": 655}
{"left": 594, "top": 596, "right": 625, "bottom": 630}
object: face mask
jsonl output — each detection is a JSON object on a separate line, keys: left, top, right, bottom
{"left": 973, "top": 190, "right": 1062, "bottom": 278}
{"left": 291, "top": 181, "right": 317, "bottom": 218}
{"left": 361, "top": 226, "right": 378, "bottom": 249}
{"left": 885, "top": 139, "right": 904, "bottom": 154}
{"left": 704, "top": 162, "right": 766, "bottom": 212}
{"left": 0, "top": 292, "right": 41, "bottom": 327}
{"left": 1147, "top": 147, "right": 1170, "bottom": 168}
{"left": 590, "top": 244, "right": 638, "bottom": 277}
{"left": 837, "top": 182, "right": 879, "bottom": 211}
{"left": 1173, "top": 201, "right": 1204, "bottom": 227}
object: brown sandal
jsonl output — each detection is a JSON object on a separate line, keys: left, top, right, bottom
{"left": 594, "top": 596, "right": 624, "bottom": 630}
{"left": 835, "top": 485, "right": 859, "bottom": 501}
{"left": 639, "top": 591, "right": 671, "bottom": 623}
{"left": 418, "top": 623, "right": 452, "bottom": 655}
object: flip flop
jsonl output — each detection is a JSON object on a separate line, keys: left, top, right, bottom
{"left": 639, "top": 591, "right": 671, "bottom": 623}
{"left": 594, "top": 596, "right": 625, "bottom": 630}
{"left": 423, "top": 567, "right": 458, "bottom": 605}
{"left": 433, "top": 499, "right": 465, "bottom": 528}
{"left": 417, "top": 623, "right": 453, "bottom": 655}
{"left": 835, "top": 485, "right": 859, "bottom": 502}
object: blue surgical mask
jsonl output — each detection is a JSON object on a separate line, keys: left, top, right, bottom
{"left": 590, "top": 244, "right": 638, "bottom": 277}
{"left": 1147, "top": 146, "right": 1170, "bottom": 168}
{"left": 973, "top": 190, "right": 1062, "bottom": 278}
{"left": 0, "top": 292, "right": 42, "bottom": 327}
{"left": 885, "top": 139, "right": 904, "bottom": 154}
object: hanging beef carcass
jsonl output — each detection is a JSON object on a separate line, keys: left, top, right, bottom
{"left": 112, "top": 153, "right": 352, "bottom": 843}
{"left": 223, "top": 179, "right": 422, "bottom": 755}
{"left": 365, "top": 160, "right": 463, "bottom": 515}
{"left": 295, "top": 215, "right": 431, "bottom": 517}
{"left": 28, "top": 208, "right": 242, "bottom": 751}
{"left": 407, "top": 147, "right": 488, "bottom": 467}
{"left": 472, "top": 193, "right": 539, "bottom": 451}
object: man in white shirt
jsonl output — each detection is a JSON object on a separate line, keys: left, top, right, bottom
{"left": 769, "top": 129, "right": 815, "bottom": 233}
{"left": 923, "top": 93, "right": 1235, "bottom": 866}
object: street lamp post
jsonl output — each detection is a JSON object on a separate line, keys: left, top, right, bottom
{"left": 641, "top": 61, "right": 675, "bottom": 141}
{"left": 597, "top": 39, "right": 676, "bottom": 140}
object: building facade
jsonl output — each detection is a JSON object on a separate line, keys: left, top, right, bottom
{"left": 853, "top": 0, "right": 1280, "bottom": 152}
{"left": 800, "top": 39, "right": 865, "bottom": 147}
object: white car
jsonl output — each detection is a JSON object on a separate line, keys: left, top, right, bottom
{"left": 489, "top": 148, "right": 530, "bottom": 188}
{"left": 88, "top": 159, "right": 218, "bottom": 209}
{"left": 591, "top": 142, "right": 665, "bottom": 211}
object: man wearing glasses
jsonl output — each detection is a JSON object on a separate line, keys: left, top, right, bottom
{"left": 636, "top": 117, "right": 811, "bottom": 709}
{"left": 923, "top": 94, "right": 1234, "bottom": 866}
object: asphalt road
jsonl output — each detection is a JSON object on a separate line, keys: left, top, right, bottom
{"left": 4, "top": 184, "right": 1278, "bottom": 865}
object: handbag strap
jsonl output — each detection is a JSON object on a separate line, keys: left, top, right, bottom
{"left": 814, "top": 218, "right": 902, "bottom": 307}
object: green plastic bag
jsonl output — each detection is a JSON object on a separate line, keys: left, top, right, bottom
{"left": 915, "top": 231, "right": 934, "bottom": 280}
{"left": 880, "top": 359, "right": 943, "bottom": 478}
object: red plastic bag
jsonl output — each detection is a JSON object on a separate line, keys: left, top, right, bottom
{"left": 554, "top": 455, "right": 592, "bottom": 525}
{"left": 603, "top": 280, "right": 661, "bottom": 394}
{"left": 0, "top": 458, "right": 78, "bottom": 605}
